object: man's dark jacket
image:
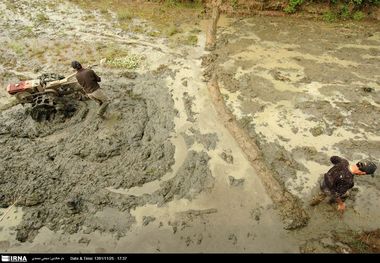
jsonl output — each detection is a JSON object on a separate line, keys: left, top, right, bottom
{"left": 322, "top": 156, "right": 354, "bottom": 199}
{"left": 75, "top": 68, "right": 101, "bottom": 93}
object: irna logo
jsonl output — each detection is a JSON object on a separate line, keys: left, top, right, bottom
{"left": 1, "top": 255, "right": 27, "bottom": 262}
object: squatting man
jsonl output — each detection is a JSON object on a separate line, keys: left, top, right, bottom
{"left": 310, "top": 156, "right": 377, "bottom": 213}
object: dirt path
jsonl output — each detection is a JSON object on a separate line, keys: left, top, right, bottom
{"left": 0, "top": 0, "right": 301, "bottom": 252}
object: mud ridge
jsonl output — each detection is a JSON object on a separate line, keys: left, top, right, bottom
{"left": 207, "top": 75, "right": 309, "bottom": 230}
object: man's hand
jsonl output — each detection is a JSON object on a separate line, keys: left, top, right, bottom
{"left": 336, "top": 197, "right": 346, "bottom": 218}
{"left": 337, "top": 202, "right": 345, "bottom": 212}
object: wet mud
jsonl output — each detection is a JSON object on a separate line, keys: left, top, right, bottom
{"left": 204, "top": 15, "right": 380, "bottom": 251}
{"left": 1, "top": 0, "right": 379, "bottom": 253}
{"left": 205, "top": 16, "right": 380, "bottom": 199}
{"left": 4, "top": 0, "right": 288, "bottom": 253}
{"left": 0, "top": 72, "right": 178, "bottom": 241}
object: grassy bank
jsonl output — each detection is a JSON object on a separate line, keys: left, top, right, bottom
{"left": 68, "top": 0, "right": 204, "bottom": 36}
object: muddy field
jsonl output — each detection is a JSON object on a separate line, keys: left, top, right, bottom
{"left": 208, "top": 16, "right": 380, "bottom": 203}
{"left": 204, "top": 16, "right": 380, "bottom": 251}
{"left": 0, "top": 0, "right": 379, "bottom": 253}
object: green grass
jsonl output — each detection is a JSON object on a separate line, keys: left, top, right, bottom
{"left": 339, "top": 4, "right": 350, "bottom": 19}
{"left": 284, "top": 0, "right": 304, "bottom": 14}
{"left": 23, "top": 26, "right": 35, "bottom": 37}
{"left": 106, "top": 54, "right": 141, "bottom": 69}
{"left": 99, "top": 8, "right": 109, "bottom": 15}
{"left": 8, "top": 42, "right": 24, "bottom": 55}
{"left": 231, "top": 0, "right": 238, "bottom": 10}
{"left": 323, "top": 11, "right": 338, "bottom": 22}
{"left": 117, "top": 10, "right": 133, "bottom": 21}
{"left": 184, "top": 35, "right": 198, "bottom": 46}
{"left": 35, "top": 13, "right": 49, "bottom": 25}
{"left": 5, "top": 1, "right": 17, "bottom": 12}
{"left": 353, "top": 11, "right": 365, "bottom": 21}
{"left": 148, "top": 31, "right": 161, "bottom": 37}
{"left": 165, "top": 24, "right": 181, "bottom": 36}
{"left": 163, "top": 0, "right": 203, "bottom": 9}
{"left": 97, "top": 43, "right": 129, "bottom": 61}
{"left": 130, "top": 25, "right": 145, "bottom": 34}
{"left": 82, "top": 14, "right": 96, "bottom": 21}
{"left": 70, "top": 0, "right": 202, "bottom": 37}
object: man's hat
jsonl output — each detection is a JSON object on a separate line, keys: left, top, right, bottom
{"left": 71, "top": 61, "right": 82, "bottom": 70}
{"left": 357, "top": 160, "right": 377, "bottom": 176}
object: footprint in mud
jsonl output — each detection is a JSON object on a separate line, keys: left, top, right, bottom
{"left": 228, "top": 233, "right": 238, "bottom": 245}
{"left": 181, "top": 233, "right": 203, "bottom": 247}
{"left": 246, "top": 232, "right": 256, "bottom": 240}
{"left": 180, "top": 236, "right": 193, "bottom": 247}
{"left": 220, "top": 150, "right": 234, "bottom": 164}
{"left": 78, "top": 237, "right": 91, "bottom": 245}
{"left": 196, "top": 233, "right": 203, "bottom": 245}
{"left": 142, "top": 216, "right": 156, "bottom": 226}
{"left": 250, "top": 207, "right": 263, "bottom": 222}
{"left": 228, "top": 176, "right": 245, "bottom": 187}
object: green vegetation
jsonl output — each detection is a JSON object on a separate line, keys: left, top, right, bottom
{"left": 99, "top": 8, "right": 109, "bottom": 15}
{"left": 353, "top": 11, "right": 365, "bottom": 20}
{"left": 162, "top": 0, "right": 203, "bottom": 8}
{"left": 318, "top": 1, "right": 370, "bottom": 22}
{"left": 165, "top": 24, "right": 181, "bottom": 36}
{"left": 95, "top": 43, "right": 141, "bottom": 69}
{"left": 339, "top": 4, "right": 351, "bottom": 19}
{"left": 175, "top": 34, "right": 198, "bottom": 46}
{"left": 284, "top": 0, "right": 304, "bottom": 14}
{"left": 46, "top": 0, "right": 62, "bottom": 9}
{"left": 283, "top": 0, "right": 378, "bottom": 20}
{"left": 96, "top": 44, "right": 126, "bottom": 63}
{"left": 117, "top": 10, "right": 133, "bottom": 21}
{"left": 184, "top": 35, "right": 198, "bottom": 46}
{"left": 230, "top": 0, "right": 239, "bottom": 10}
{"left": 82, "top": 14, "right": 96, "bottom": 21}
{"left": 352, "top": 0, "right": 380, "bottom": 4}
{"left": 70, "top": 0, "right": 202, "bottom": 37}
{"left": 8, "top": 42, "right": 24, "bottom": 55}
{"left": 323, "top": 11, "right": 338, "bottom": 22}
{"left": 23, "top": 26, "right": 35, "bottom": 37}
{"left": 148, "top": 31, "right": 161, "bottom": 37}
{"left": 106, "top": 54, "right": 141, "bottom": 69}
{"left": 4, "top": 1, "right": 17, "bottom": 12}
{"left": 35, "top": 13, "right": 49, "bottom": 25}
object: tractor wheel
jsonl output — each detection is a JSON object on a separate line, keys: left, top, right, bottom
{"left": 30, "top": 93, "right": 58, "bottom": 122}
{"left": 30, "top": 104, "right": 57, "bottom": 122}
{"left": 15, "top": 91, "right": 32, "bottom": 104}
